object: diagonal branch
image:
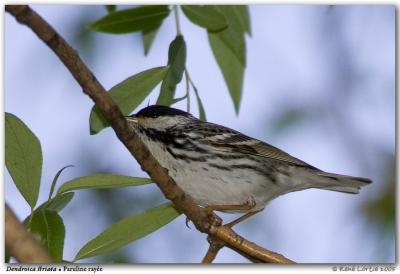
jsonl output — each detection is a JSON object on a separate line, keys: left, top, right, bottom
{"left": 202, "top": 236, "right": 224, "bottom": 263}
{"left": 5, "top": 203, "right": 53, "bottom": 263}
{"left": 5, "top": 3, "right": 212, "bottom": 234}
{"left": 211, "top": 226, "right": 293, "bottom": 263}
{"left": 6, "top": 5, "right": 294, "bottom": 264}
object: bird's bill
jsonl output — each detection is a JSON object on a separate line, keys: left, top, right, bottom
{"left": 125, "top": 116, "right": 138, "bottom": 124}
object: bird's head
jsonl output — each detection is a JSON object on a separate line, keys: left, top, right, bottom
{"left": 126, "top": 105, "right": 195, "bottom": 130}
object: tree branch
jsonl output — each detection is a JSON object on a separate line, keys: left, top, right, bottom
{"left": 6, "top": 5, "right": 294, "bottom": 264}
{"left": 5, "top": 3, "right": 213, "bottom": 234}
{"left": 5, "top": 204, "right": 53, "bottom": 263}
{"left": 211, "top": 226, "right": 294, "bottom": 263}
{"left": 201, "top": 236, "right": 224, "bottom": 263}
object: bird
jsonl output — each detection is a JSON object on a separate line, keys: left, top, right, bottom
{"left": 126, "top": 105, "right": 371, "bottom": 225}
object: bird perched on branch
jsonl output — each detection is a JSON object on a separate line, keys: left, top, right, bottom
{"left": 126, "top": 105, "right": 371, "bottom": 225}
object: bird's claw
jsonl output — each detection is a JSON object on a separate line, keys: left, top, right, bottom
{"left": 185, "top": 217, "right": 192, "bottom": 229}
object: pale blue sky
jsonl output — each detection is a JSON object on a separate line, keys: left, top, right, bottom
{"left": 5, "top": 5, "right": 395, "bottom": 263}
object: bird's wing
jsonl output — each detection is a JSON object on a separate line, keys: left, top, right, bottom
{"left": 193, "top": 122, "right": 314, "bottom": 168}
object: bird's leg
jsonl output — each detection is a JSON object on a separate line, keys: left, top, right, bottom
{"left": 204, "top": 203, "right": 254, "bottom": 212}
{"left": 224, "top": 209, "right": 263, "bottom": 228}
{"left": 204, "top": 197, "right": 260, "bottom": 228}
{"left": 205, "top": 196, "right": 256, "bottom": 213}
{"left": 201, "top": 198, "right": 262, "bottom": 263}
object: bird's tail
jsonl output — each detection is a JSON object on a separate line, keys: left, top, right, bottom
{"left": 312, "top": 171, "right": 372, "bottom": 194}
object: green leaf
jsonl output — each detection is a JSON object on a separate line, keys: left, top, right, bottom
{"left": 48, "top": 165, "right": 74, "bottom": 201}
{"left": 88, "top": 6, "right": 170, "bottom": 34}
{"left": 5, "top": 113, "right": 42, "bottom": 208}
{"left": 30, "top": 209, "right": 65, "bottom": 262}
{"left": 194, "top": 89, "right": 206, "bottom": 121}
{"left": 167, "top": 35, "right": 187, "bottom": 85}
{"left": 75, "top": 203, "right": 181, "bottom": 260}
{"left": 219, "top": 29, "right": 245, "bottom": 66}
{"left": 208, "top": 33, "right": 244, "bottom": 113}
{"left": 211, "top": 6, "right": 247, "bottom": 66}
{"left": 157, "top": 35, "right": 187, "bottom": 106}
{"left": 232, "top": 5, "right": 251, "bottom": 35}
{"left": 89, "top": 108, "right": 107, "bottom": 135}
{"left": 156, "top": 71, "right": 174, "bottom": 106}
{"left": 45, "top": 192, "right": 75, "bottom": 212}
{"left": 89, "top": 66, "right": 168, "bottom": 134}
{"left": 181, "top": 5, "right": 228, "bottom": 32}
{"left": 207, "top": 6, "right": 250, "bottom": 113}
{"left": 23, "top": 192, "right": 75, "bottom": 226}
{"left": 57, "top": 174, "right": 152, "bottom": 194}
{"left": 170, "top": 93, "right": 188, "bottom": 105}
{"left": 142, "top": 22, "right": 162, "bottom": 55}
{"left": 105, "top": 5, "right": 116, "bottom": 13}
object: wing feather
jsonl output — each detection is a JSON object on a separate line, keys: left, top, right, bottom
{"left": 192, "top": 122, "right": 314, "bottom": 168}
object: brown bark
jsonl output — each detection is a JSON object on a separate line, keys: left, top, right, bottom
{"left": 5, "top": 204, "right": 53, "bottom": 263}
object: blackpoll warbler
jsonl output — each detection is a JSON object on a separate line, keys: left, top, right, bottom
{"left": 126, "top": 105, "right": 371, "bottom": 223}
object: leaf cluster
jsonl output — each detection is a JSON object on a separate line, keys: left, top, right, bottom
{"left": 88, "top": 5, "right": 251, "bottom": 135}
{"left": 5, "top": 113, "right": 181, "bottom": 262}
{"left": 6, "top": 5, "right": 252, "bottom": 262}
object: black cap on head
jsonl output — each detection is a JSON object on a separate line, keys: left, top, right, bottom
{"left": 134, "top": 105, "right": 191, "bottom": 118}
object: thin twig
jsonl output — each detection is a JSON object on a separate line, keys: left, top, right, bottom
{"left": 185, "top": 69, "right": 199, "bottom": 95}
{"left": 173, "top": 5, "right": 181, "bottom": 35}
{"left": 6, "top": 5, "right": 294, "bottom": 264}
{"left": 201, "top": 236, "right": 224, "bottom": 263}
{"left": 184, "top": 69, "right": 191, "bottom": 112}
{"left": 5, "top": 204, "right": 53, "bottom": 263}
